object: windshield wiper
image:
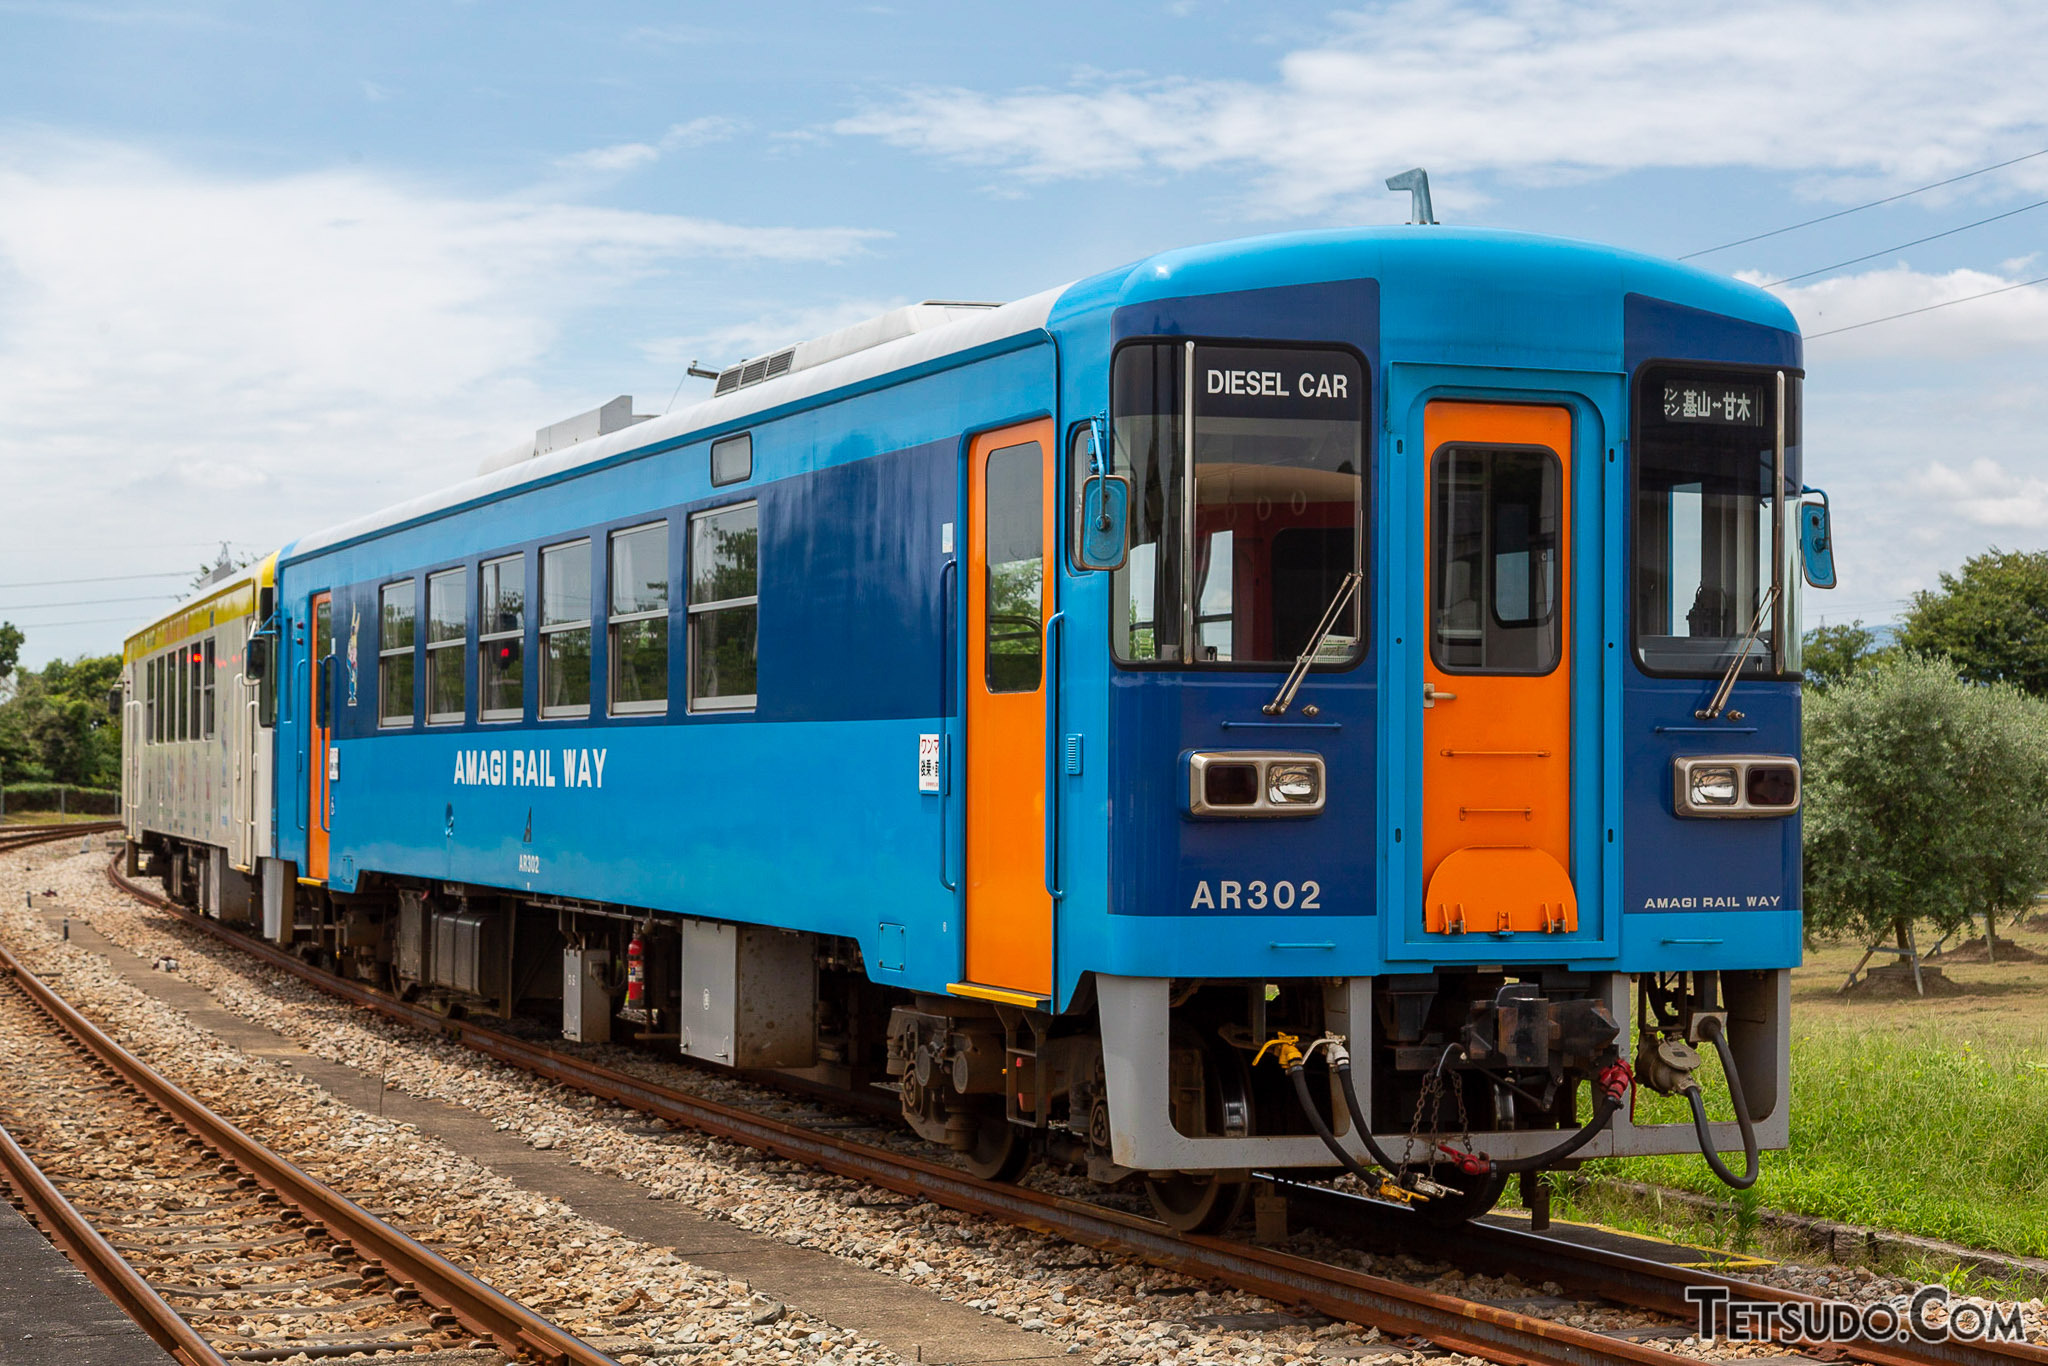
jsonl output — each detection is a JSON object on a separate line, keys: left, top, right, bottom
{"left": 1695, "top": 583, "right": 1779, "bottom": 721}
{"left": 1263, "top": 571, "right": 1364, "bottom": 716}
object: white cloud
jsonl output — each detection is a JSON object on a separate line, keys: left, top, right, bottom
{"left": 1764, "top": 264, "right": 2048, "bottom": 358}
{"left": 0, "top": 139, "right": 882, "bottom": 664}
{"left": 837, "top": 0, "right": 2048, "bottom": 215}
{"left": 559, "top": 140, "right": 662, "bottom": 174}
{"left": 557, "top": 117, "right": 743, "bottom": 176}
{"left": 1911, "top": 458, "right": 2048, "bottom": 531}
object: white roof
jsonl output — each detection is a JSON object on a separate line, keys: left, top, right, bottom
{"left": 289, "top": 285, "right": 1067, "bottom": 560}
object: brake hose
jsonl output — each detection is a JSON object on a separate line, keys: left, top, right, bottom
{"left": 1687, "top": 1016, "right": 1760, "bottom": 1189}
{"left": 1283, "top": 1036, "right": 1630, "bottom": 1184}
{"left": 1284, "top": 1056, "right": 1386, "bottom": 1185}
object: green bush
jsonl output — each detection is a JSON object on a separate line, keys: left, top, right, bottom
{"left": 1803, "top": 653, "right": 2048, "bottom": 943}
{"left": 2, "top": 783, "right": 118, "bottom": 815}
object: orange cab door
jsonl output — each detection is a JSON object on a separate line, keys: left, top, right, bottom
{"left": 308, "top": 592, "right": 332, "bottom": 883}
{"left": 1419, "top": 404, "right": 1576, "bottom": 937}
{"left": 957, "top": 420, "right": 1057, "bottom": 1005}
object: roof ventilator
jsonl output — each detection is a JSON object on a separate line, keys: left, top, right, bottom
{"left": 478, "top": 395, "right": 654, "bottom": 475}
{"left": 711, "top": 300, "right": 1001, "bottom": 397}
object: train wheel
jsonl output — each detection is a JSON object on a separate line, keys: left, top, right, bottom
{"left": 1145, "top": 1031, "right": 1254, "bottom": 1234}
{"left": 959, "top": 1108, "right": 1034, "bottom": 1182}
{"left": 1409, "top": 1165, "right": 1510, "bottom": 1225}
{"left": 1146, "top": 1170, "right": 1252, "bottom": 1233}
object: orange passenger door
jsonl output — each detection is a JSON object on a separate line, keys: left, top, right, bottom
{"left": 1420, "top": 403, "right": 1576, "bottom": 936}
{"left": 308, "top": 592, "right": 332, "bottom": 883}
{"left": 957, "top": 420, "right": 1057, "bottom": 1005}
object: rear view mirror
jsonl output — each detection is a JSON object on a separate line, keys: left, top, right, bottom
{"left": 1078, "top": 475, "right": 1130, "bottom": 570}
{"left": 1799, "top": 494, "right": 1836, "bottom": 589}
{"left": 245, "top": 634, "right": 270, "bottom": 681}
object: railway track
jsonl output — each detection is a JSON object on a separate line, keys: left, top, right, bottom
{"left": 0, "top": 818, "right": 121, "bottom": 854}
{"left": 0, "top": 938, "right": 620, "bottom": 1366}
{"left": 101, "top": 857, "right": 2048, "bottom": 1366}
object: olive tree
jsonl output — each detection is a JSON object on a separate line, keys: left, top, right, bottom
{"left": 1803, "top": 653, "right": 2048, "bottom": 951}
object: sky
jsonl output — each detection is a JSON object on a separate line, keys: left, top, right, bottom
{"left": 3, "top": 0, "right": 2047, "bottom": 668}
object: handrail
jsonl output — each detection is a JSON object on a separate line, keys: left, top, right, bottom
{"left": 231, "top": 673, "right": 249, "bottom": 868}
{"left": 1042, "top": 609, "right": 1066, "bottom": 902}
{"left": 293, "top": 652, "right": 309, "bottom": 833}
{"left": 315, "top": 658, "right": 333, "bottom": 838}
{"left": 938, "top": 556, "right": 958, "bottom": 893}
{"left": 1771, "top": 369, "right": 1787, "bottom": 675}
{"left": 244, "top": 689, "right": 259, "bottom": 865}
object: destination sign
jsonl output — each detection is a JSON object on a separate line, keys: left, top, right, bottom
{"left": 1194, "top": 345, "right": 1364, "bottom": 424}
{"left": 1659, "top": 379, "right": 1767, "bottom": 428}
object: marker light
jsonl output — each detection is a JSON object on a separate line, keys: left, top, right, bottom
{"left": 1673, "top": 756, "right": 1802, "bottom": 818}
{"left": 1187, "top": 751, "right": 1326, "bottom": 818}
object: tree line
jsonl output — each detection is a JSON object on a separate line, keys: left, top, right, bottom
{"left": 1802, "top": 549, "right": 2048, "bottom": 956}
{"left": 0, "top": 624, "right": 122, "bottom": 793}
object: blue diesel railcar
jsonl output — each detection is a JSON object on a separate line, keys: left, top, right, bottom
{"left": 130, "top": 216, "right": 1835, "bottom": 1230}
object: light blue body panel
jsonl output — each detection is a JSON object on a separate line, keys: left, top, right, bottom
{"left": 271, "top": 226, "right": 1805, "bottom": 1012}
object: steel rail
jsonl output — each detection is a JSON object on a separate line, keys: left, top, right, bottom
{"left": 0, "top": 1120, "right": 229, "bottom": 1366}
{"left": 108, "top": 862, "right": 2048, "bottom": 1366}
{"left": 0, "top": 819, "right": 121, "bottom": 852}
{"left": 106, "top": 864, "right": 1717, "bottom": 1366}
{"left": 1275, "top": 1180, "right": 2048, "bottom": 1366}
{"left": 0, "top": 938, "right": 620, "bottom": 1366}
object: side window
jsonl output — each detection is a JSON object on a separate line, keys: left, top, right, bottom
{"left": 379, "top": 581, "right": 417, "bottom": 727}
{"left": 258, "top": 633, "right": 277, "bottom": 729}
{"left": 143, "top": 657, "right": 154, "bottom": 745}
{"left": 177, "top": 645, "right": 190, "bottom": 741}
{"left": 479, "top": 554, "right": 526, "bottom": 721}
{"left": 540, "top": 540, "right": 592, "bottom": 719}
{"left": 710, "top": 433, "right": 752, "bottom": 487}
{"left": 426, "top": 569, "right": 467, "bottom": 724}
{"left": 202, "top": 638, "right": 216, "bottom": 739}
{"left": 984, "top": 441, "right": 1045, "bottom": 693}
{"left": 688, "top": 503, "right": 758, "bottom": 711}
{"left": 609, "top": 522, "right": 669, "bottom": 715}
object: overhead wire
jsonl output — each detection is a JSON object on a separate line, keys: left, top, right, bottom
{"left": 1759, "top": 198, "right": 2048, "bottom": 287}
{"left": 0, "top": 593, "right": 183, "bottom": 612}
{"left": 1679, "top": 145, "right": 2048, "bottom": 259}
{"left": 0, "top": 614, "right": 156, "bottom": 630}
{"left": 0, "top": 570, "right": 190, "bottom": 590}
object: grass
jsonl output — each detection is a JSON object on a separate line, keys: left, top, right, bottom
{"left": 1506, "top": 914, "right": 2048, "bottom": 1264}
{"left": 0, "top": 809, "right": 116, "bottom": 826}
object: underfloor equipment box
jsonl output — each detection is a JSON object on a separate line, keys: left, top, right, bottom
{"left": 563, "top": 948, "right": 613, "bottom": 1044}
{"left": 679, "top": 918, "right": 816, "bottom": 1068}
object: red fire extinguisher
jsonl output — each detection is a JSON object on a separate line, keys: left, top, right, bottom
{"left": 625, "top": 932, "right": 646, "bottom": 1010}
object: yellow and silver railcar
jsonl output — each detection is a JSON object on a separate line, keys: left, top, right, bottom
{"left": 120, "top": 555, "right": 283, "bottom": 926}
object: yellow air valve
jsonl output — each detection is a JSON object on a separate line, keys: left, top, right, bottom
{"left": 1253, "top": 1031, "right": 1304, "bottom": 1070}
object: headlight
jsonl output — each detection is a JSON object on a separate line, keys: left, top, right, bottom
{"left": 1673, "top": 756, "right": 1801, "bottom": 817}
{"left": 1187, "top": 751, "right": 1325, "bottom": 817}
{"left": 1689, "top": 766, "right": 1739, "bottom": 806}
{"left": 1267, "top": 762, "right": 1322, "bottom": 806}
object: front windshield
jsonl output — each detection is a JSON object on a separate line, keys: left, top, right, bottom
{"left": 1111, "top": 341, "right": 1366, "bottom": 666}
{"left": 1633, "top": 367, "right": 1801, "bottom": 676}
